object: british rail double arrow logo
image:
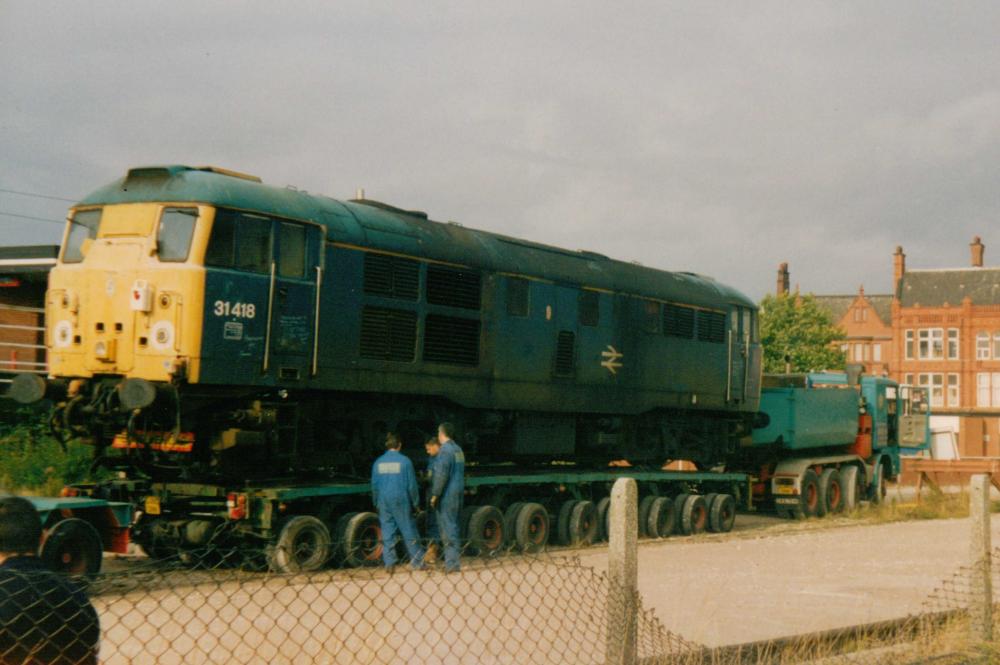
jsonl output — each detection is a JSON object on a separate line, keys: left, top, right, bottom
{"left": 601, "top": 345, "right": 623, "bottom": 375}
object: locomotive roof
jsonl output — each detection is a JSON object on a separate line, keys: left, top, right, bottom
{"left": 78, "top": 165, "right": 754, "bottom": 310}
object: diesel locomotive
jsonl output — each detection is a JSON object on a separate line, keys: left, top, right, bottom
{"left": 12, "top": 165, "right": 762, "bottom": 565}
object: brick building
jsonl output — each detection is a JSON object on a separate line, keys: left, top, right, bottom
{"left": 0, "top": 246, "right": 57, "bottom": 388}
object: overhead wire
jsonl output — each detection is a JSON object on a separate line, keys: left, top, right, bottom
{"left": 0, "top": 187, "right": 77, "bottom": 203}
{"left": 0, "top": 211, "right": 67, "bottom": 225}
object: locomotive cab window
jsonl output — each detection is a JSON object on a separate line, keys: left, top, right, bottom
{"left": 156, "top": 207, "right": 198, "bottom": 262}
{"left": 205, "top": 210, "right": 272, "bottom": 273}
{"left": 62, "top": 209, "right": 102, "bottom": 263}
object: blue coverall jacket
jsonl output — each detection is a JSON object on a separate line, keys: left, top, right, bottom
{"left": 371, "top": 449, "right": 425, "bottom": 568}
{"left": 429, "top": 439, "right": 465, "bottom": 571}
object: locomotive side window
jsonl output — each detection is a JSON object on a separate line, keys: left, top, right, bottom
{"left": 156, "top": 207, "right": 198, "bottom": 262}
{"left": 578, "top": 291, "right": 599, "bottom": 327}
{"left": 427, "top": 265, "right": 481, "bottom": 310}
{"left": 640, "top": 299, "right": 660, "bottom": 333}
{"left": 62, "top": 209, "right": 102, "bottom": 263}
{"left": 506, "top": 277, "right": 530, "bottom": 317}
{"left": 205, "top": 210, "right": 272, "bottom": 273}
{"left": 278, "top": 223, "right": 306, "bottom": 278}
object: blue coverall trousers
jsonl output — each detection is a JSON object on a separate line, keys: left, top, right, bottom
{"left": 378, "top": 498, "right": 425, "bottom": 569}
{"left": 435, "top": 494, "right": 461, "bottom": 572}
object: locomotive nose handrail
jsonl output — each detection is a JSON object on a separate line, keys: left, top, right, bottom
{"left": 263, "top": 261, "right": 276, "bottom": 373}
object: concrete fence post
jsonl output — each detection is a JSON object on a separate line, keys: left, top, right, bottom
{"left": 607, "top": 477, "right": 638, "bottom": 665}
{"left": 969, "top": 473, "right": 993, "bottom": 642}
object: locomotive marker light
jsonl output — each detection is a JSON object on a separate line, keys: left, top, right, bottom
{"left": 601, "top": 345, "right": 623, "bottom": 374}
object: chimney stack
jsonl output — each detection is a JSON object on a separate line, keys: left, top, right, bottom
{"left": 971, "top": 236, "right": 984, "bottom": 267}
{"left": 776, "top": 262, "right": 790, "bottom": 296}
{"left": 893, "top": 246, "right": 906, "bottom": 293}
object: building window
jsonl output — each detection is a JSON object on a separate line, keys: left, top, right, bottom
{"left": 840, "top": 343, "right": 849, "bottom": 356}
{"left": 947, "top": 328, "right": 959, "bottom": 359}
{"left": 994, "top": 333, "right": 1000, "bottom": 360}
{"left": 947, "top": 374, "right": 959, "bottom": 407}
{"left": 873, "top": 343, "right": 882, "bottom": 362}
{"left": 918, "top": 373, "right": 944, "bottom": 408}
{"left": 853, "top": 308, "right": 867, "bottom": 323}
{"left": 904, "top": 373, "right": 914, "bottom": 386}
{"left": 905, "top": 330, "right": 914, "bottom": 360}
{"left": 977, "top": 373, "right": 1000, "bottom": 407}
{"left": 853, "top": 344, "right": 863, "bottom": 362}
{"left": 917, "top": 329, "right": 943, "bottom": 360}
{"left": 977, "top": 332, "right": 991, "bottom": 360}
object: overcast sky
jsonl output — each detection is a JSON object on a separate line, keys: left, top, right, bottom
{"left": 2, "top": 2, "right": 998, "bottom": 301}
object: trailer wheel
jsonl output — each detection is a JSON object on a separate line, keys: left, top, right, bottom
{"left": 702, "top": 493, "right": 720, "bottom": 531}
{"left": 800, "top": 469, "right": 820, "bottom": 517}
{"left": 514, "top": 503, "right": 549, "bottom": 552}
{"left": 466, "top": 505, "right": 505, "bottom": 557}
{"left": 709, "top": 494, "right": 737, "bottom": 533}
{"left": 680, "top": 495, "right": 708, "bottom": 535}
{"left": 40, "top": 518, "right": 103, "bottom": 576}
{"left": 870, "top": 461, "right": 887, "bottom": 505}
{"left": 269, "top": 515, "right": 332, "bottom": 574}
{"left": 596, "top": 497, "right": 612, "bottom": 541}
{"left": 671, "top": 493, "right": 691, "bottom": 533}
{"left": 556, "top": 499, "right": 577, "bottom": 545}
{"left": 646, "top": 497, "right": 674, "bottom": 538}
{"left": 342, "top": 512, "right": 382, "bottom": 568}
{"left": 638, "top": 496, "right": 656, "bottom": 538}
{"left": 840, "top": 466, "right": 862, "bottom": 511}
{"left": 503, "top": 502, "right": 525, "bottom": 545}
{"left": 818, "top": 469, "right": 843, "bottom": 515}
{"left": 568, "top": 500, "right": 598, "bottom": 547}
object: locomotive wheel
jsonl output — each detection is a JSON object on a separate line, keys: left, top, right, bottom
{"left": 465, "top": 505, "right": 505, "bottom": 557}
{"left": 595, "top": 497, "right": 612, "bottom": 541}
{"left": 268, "top": 515, "right": 331, "bottom": 574}
{"left": 818, "top": 469, "right": 843, "bottom": 515}
{"left": 800, "top": 469, "right": 820, "bottom": 518}
{"left": 645, "top": 497, "right": 674, "bottom": 538}
{"left": 709, "top": 494, "right": 736, "bottom": 533}
{"left": 568, "top": 500, "right": 598, "bottom": 547}
{"left": 556, "top": 500, "right": 577, "bottom": 546}
{"left": 514, "top": 503, "right": 550, "bottom": 552}
{"left": 840, "top": 466, "right": 862, "bottom": 511}
{"left": 680, "top": 495, "right": 708, "bottom": 535}
{"left": 638, "top": 496, "right": 656, "bottom": 538}
{"left": 503, "top": 502, "right": 525, "bottom": 545}
{"left": 40, "top": 518, "right": 103, "bottom": 576}
{"left": 671, "top": 493, "right": 691, "bottom": 534}
{"left": 702, "top": 493, "right": 720, "bottom": 531}
{"left": 342, "top": 512, "right": 382, "bottom": 568}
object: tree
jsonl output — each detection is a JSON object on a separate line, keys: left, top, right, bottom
{"left": 759, "top": 293, "right": 845, "bottom": 373}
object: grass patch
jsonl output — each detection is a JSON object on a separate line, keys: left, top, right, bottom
{"left": 850, "top": 489, "right": 972, "bottom": 524}
{"left": 0, "top": 407, "right": 96, "bottom": 495}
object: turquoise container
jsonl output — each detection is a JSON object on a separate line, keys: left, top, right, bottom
{"left": 751, "top": 386, "right": 859, "bottom": 450}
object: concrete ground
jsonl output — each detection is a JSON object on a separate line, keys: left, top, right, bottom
{"left": 579, "top": 512, "right": 1000, "bottom": 647}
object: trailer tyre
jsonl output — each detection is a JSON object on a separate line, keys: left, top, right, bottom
{"left": 568, "top": 500, "right": 598, "bottom": 547}
{"left": 646, "top": 497, "right": 674, "bottom": 538}
{"left": 503, "top": 502, "right": 525, "bottom": 545}
{"left": 269, "top": 515, "right": 332, "bottom": 573}
{"left": 680, "top": 495, "right": 709, "bottom": 535}
{"left": 466, "top": 505, "right": 506, "bottom": 557}
{"left": 800, "top": 469, "right": 821, "bottom": 518}
{"left": 818, "top": 468, "right": 843, "bottom": 515}
{"left": 342, "top": 512, "right": 382, "bottom": 568}
{"left": 514, "top": 503, "right": 550, "bottom": 552}
{"left": 703, "top": 493, "right": 720, "bottom": 531}
{"left": 671, "top": 493, "right": 691, "bottom": 533}
{"left": 40, "top": 518, "right": 103, "bottom": 576}
{"left": 840, "top": 466, "right": 862, "bottom": 511}
{"left": 557, "top": 499, "right": 577, "bottom": 545}
{"left": 709, "top": 494, "right": 737, "bottom": 533}
{"left": 596, "top": 497, "right": 612, "bottom": 541}
{"left": 638, "top": 496, "right": 656, "bottom": 538}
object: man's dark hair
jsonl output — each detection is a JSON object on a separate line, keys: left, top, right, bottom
{"left": 438, "top": 422, "right": 456, "bottom": 440}
{"left": 385, "top": 432, "right": 401, "bottom": 449}
{"left": 0, "top": 496, "right": 42, "bottom": 554}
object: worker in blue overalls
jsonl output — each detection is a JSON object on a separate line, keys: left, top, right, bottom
{"left": 371, "top": 433, "right": 425, "bottom": 571}
{"left": 428, "top": 422, "right": 465, "bottom": 573}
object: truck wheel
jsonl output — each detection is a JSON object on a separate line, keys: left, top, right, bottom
{"left": 269, "top": 515, "right": 332, "bottom": 574}
{"left": 557, "top": 499, "right": 577, "bottom": 545}
{"left": 40, "top": 518, "right": 103, "bottom": 576}
{"left": 709, "top": 494, "right": 737, "bottom": 533}
{"left": 466, "top": 505, "right": 505, "bottom": 557}
{"left": 596, "top": 497, "right": 611, "bottom": 541}
{"left": 680, "top": 495, "right": 709, "bottom": 535}
{"left": 459, "top": 506, "right": 477, "bottom": 540}
{"left": 840, "top": 466, "right": 862, "bottom": 511}
{"left": 671, "top": 493, "right": 691, "bottom": 534}
{"left": 514, "top": 503, "right": 550, "bottom": 552}
{"left": 702, "top": 494, "right": 719, "bottom": 531}
{"left": 568, "top": 501, "right": 598, "bottom": 547}
{"left": 646, "top": 497, "right": 674, "bottom": 538}
{"left": 799, "top": 469, "right": 820, "bottom": 518}
{"left": 342, "top": 512, "right": 382, "bottom": 568}
{"left": 870, "top": 461, "right": 887, "bottom": 505}
{"left": 638, "top": 496, "right": 656, "bottom": 538}
{"left": 818, "top": 469, "right": 843, "bottom": 515}
{"left": 503, "top": 502, "right": 525, "bottom": 544}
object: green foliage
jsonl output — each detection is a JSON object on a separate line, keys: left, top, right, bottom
{"left": 0, "top": 408, "right": 94, "bottom": 495}
{"left": 759, "top": 293, "right": 846, "bottom": 373}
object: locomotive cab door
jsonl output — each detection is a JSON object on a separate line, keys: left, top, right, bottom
{"left": 264, "top": 222, "right": 323, "bottom": 383}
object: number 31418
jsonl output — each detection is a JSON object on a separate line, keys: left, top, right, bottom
{"left": 213, "top": 301, "right": 256, "bottom": 318}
